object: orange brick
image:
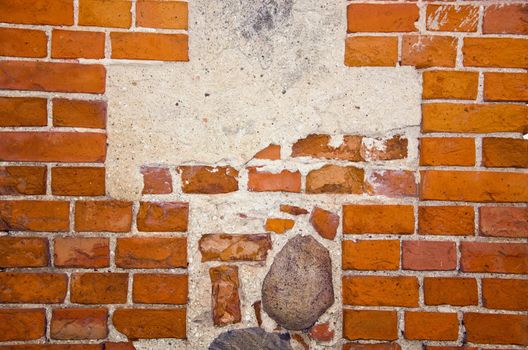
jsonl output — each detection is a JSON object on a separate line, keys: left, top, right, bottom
{"left": 402, "top": 35, "right": 457, "bottom": 68}
{"left": 361, "top": 135, "right": 408, "bottom": 161}
{"left": 343, "top": 345, "right": 401, "bottom": 350}
{"left": 253, "top": 144, "right": 281, "bottom": 160}
{"left": 116, "top": 237, "right": 187, "bottom": 269}
{"left": 424, "top": 277, "right": 478, "bottom": 306}
{"left": 53, "top": 98, "right": 107, "bottom": 129}
{"left": 141, "top": 167, "right": 172, "bottom": 194}
{"left": 0, "top": 96, "right": 47, "bottom": 127}
{"left": 0, "top": 28, "right": 47, "bottom": 58}
{"left": 0, "top": 200, "right": 69, "bottom": 232}
{"left": 52, "top": 167, "right": 105, "bottom": 196}
{"left": 0, "top": 345, "right": 102, "bottom": 350}
{"left": 265, "top": 218, "right": 295, "bottom": 234}
{"left": 365, "top": 170, "right": 417, "bottom": 197}
{"left": 54, "top": 237, "right": 109, "bottom": 268}
{"left": 113, "top": 308, "right": 186, "bottom": 339}
{"left": 104, "top": 344, "right": 134, "bottom": 350}
{"left": 461, "top": 242, "right": 527, "bottom": 274}
{"left": 75, "top": 201, "right": 132, "bottom": 232}
{"left": 464, "top": 313, "right": 528, "bottom": 345}
{"left": 52, "top": 30, "right": 105, "bottom": 59}
{"left": 111, "top": 32, "right": 188, "bottom": 61}
{"left": 420, "top": 137, "right": 475, "bottom": 166}
{"left": 343, "top": 205, "right": 414, "bottom": 234}
{"left": 405, "top": 312, "right": 458, "bottom": 340}
{"left": 79, "top": 0, "right": 131, "bottom": 28}
{"left": 347, "top": 4, "right": 418, "bottom": 32}
{"left": 178, "top": 166, "right": 238, "bottom": 194}
{"left": 345, "top": 36, "right": 398, "bottom": 67}
{"left": 342, "top": 240, "right": 400, "bottom": 270}
{"left": 0, "top": 272, "right": 67, "bottom": 303}
{"left": 0, "top": 166, "right": 47, "bottom": 195}
{"left": 422, "top": 71, "right": 478, "bottom": 100}
{"left": 198, "top": 234, "right": 272, "bottom": 262}
{"left": 280, "top": 204, "right": 308, "bottom": 216}
{"left": 51, "top": 308, "right": 107, "bottom": 340}
{"left": 484, "top": 73, "right": 528, "bottom": 102}
{"left": 426, "top": 5, "right": 479, "bottom": 32}
{"left": 484, "top": 4, "right": 528, "bottom": 35}
{"left": 306, "top": 165, "right": 364, "bottom": 194}
{"left": 403, "top": 241, "right": 456, "bottom": 271}
{"left": 0, "top": 0, "right": 73, "bottom": 25}
{"left": 0, "top": 309, "right": 45, "bottom": 341}
{"left": 247, "top": 167, "right": 301, "bottom": 192}
{"left": 483, "top": 279, "right": 528, "bottom": 311}
{"left": 419, "top": 206, "right": 474, "bottom": 236}
{"left": 70, "top": 273, "right": 128, "bottom": 304}
{"left": 480, "top": 206, "right": 528, "bottom": 238}
{"left": 0, "top": 61, "right": 106, "bottom": 94}
{"left": 0, "top": 237, "right": 49, "bottom": 268}
{"left": 137, "top": 201, "right": 188, "bottom": 232}
{"left": 422, "top": 103, "right": 528, "bottom": 134}
{"left": 463, "top": 38, "right": 528, "bottom": 68}
{"left": 136, "top": 0, "right": 188, "bottom": 29}
{"left": 343, "top": 276, "right": 419, "bottom": 307}
{"left": 343, "top": 309, "right": 398, "bottom": 341}
{"left": 133, "top": 274, "right": 187, "bottom": 305}
{"left": 291, "top": 134, "right": 363, "bottom": 161}
{"left": 482, "top": 138, "right": 528, "bottom": 168}
{"left": 420, "top": 170, "right": 528, "bottom": 202}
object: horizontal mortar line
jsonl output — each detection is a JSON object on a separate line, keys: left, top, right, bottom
{"left": 419, "top": 66, "right": 528, "bottom": 73}
{"left": 342, "top": 235, "right": 528, "bottom": 243}
{"left": 0, "top": 303, "right": 188, "bottom": 308}
{"left": 0, "top": 267, "right": 189, "bottom": 274}
{"left": 0, "top": 91, "right": 108, "bottom": 100}
{"left": 341, "top": 306, "right": 528, "bottom": 316}
{"left": 0, "top": 22, "right": 188, "bottom": 34}
{"left": 419, "top": 132, "right": 525, "bottom": 138}
{"left": 1, "top": 231, "right": 189, "bottom": 237}
{"left": 417, "top": 165, "right": 528, "bottom": 172}
{"left": 0, "top": 127, "right": 106, "bottom": 133}
{"left": 341, "top": 270, "right": 528, "bottom": 279}
{"left": 0, "top": 162, "right": 106, "bottom": 167}
{"left": 345, "top": 31, "right": 528, "bottom": 39}
{"left": 0, "top": 56, "right": 189, "bottom": 65}
{"left": 420, "top": 100, "right": 528, "bottom": 105}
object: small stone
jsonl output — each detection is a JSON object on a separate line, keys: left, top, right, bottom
{"left": 262, "top": 235, "right": 334, "bottom": 330}
{"left": 280, "top": 204, "right": 309, "bottom": 216}
{"left": 308, "top": 322, "right": 334, "bottom": 342}
{"left": 265, "top": 218, "right": 295, "bottom": 234}
{"left": 310, "top": 207, "right": 339, "bottom": 240}
{"left": 199, "top": 234, "right": 272, "bottom": 262}
{"left": 209, "top": 327, "right": 292, "bottom": 350}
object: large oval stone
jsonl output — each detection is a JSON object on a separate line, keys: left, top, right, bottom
{"left": 262, "top": 235, "right": 334, "bottom": 330}
{"left": 208, "top": 327, "right": 292, "bottom": 350}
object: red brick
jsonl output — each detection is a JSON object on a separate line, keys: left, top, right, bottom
{"left": 420, "top": 137, "right": 475, "bottom": 166}
{"left": 484, "top": 73, "right": 528, "bottom": 102}
{"left": 53, "top": 98, "right": 107, "bottom": 129}
{"left": 178, "top": 166, "right": 238, "bottom": 194}
{"left": 0, "top": 200, "right": 69, "bottom": 232}
{"left": 347, "top": 4, "right": 418, "bottom": 32}
{"left": 419, "top": 206, "right": 474, "bottom": 236}
{"left": 310, "top": 207, "right": 339, "bottom": 240}
{"left": 424, "top": 346, "right": 475, "bottom": 350}
{"left": 424, "top": 277, "right": 478, "bottom": 306}
{"left": 464, "top": 313, "right": 528, "bottom": 345}
{"left": 423, "top": 71, "right": 478, "bottom": 100}
{"left": 133, "top": 274, "right": 187, "bottom": 305}
{"left": 137, "top": 201, "right": 188, "bottom": 232}
{"left": 52, "top": 167, "right": 105, "bottom": 196}
{"left": 308, "top": 323, "right": 334, "bottom": 342}
{"left": 75, "top": 201, "right": 132, "bottom": 232}
{"left": 52, "top": 30, "right": 105, "bottom": 59}
{"left": 345, "top": 36, "right": 398, "bottom": 67}
{"left": 463, "top": 38, "right": 528, "bottom": 68}
{"left": 342, "top": 240, "right": 400, "bottom": 271}
{"left": 210, "top": 265, "right": 241, "bottom": 326}
{"left": 306, "top": 165, "right": 364, "bottom": 194}
{"left": 136, "top": 0, "right": 188, "bottom": 29}
{"left": 361, "top": 135, "right": 408, "bottom": 161}
{"left": 70, "top": 273, "right": 128, "bottom": 304}
{"left": 482, "top": 138, "right": 528, "bottom": 168}
{"left": 253, "top": 144, "right": 280, "bottom": 160}
{"left": 343, "top": 276, "right": 418, "bottom": 307}
{"left": 0, "top": 166, "right": 46, "bottom": 195}
{"left": 291, "top": 134, "right": 363, "bottom": 161}
{"left": 141, "top": 167, "right": 172, "bottom": 194}
{"left": 365, "top": 170, "right": 417, "bottom": 197}
{"left": 0, "top": 345, "right": 102, "bottom": 350}
{"left": 280, "top": 204, "right": 308, "bottom": 216}
{"left": 54, "top": 237, "right": 109, "bottom": 268}
{"left": 461, "top": 242, "right": 527, "bottom": 274}
{"left": 405, "top": 312, "right": 458, "bottom": 340}
{"left": 51, "top": 308, "right": 107, "bottom": 340}
{"left": 403, "top": 241, "right": 456, "bottom": 271}
{"left": 116, "top": 237, "right": 187, "bottom": 269}
{"left": 0, "top": 61, "right": 106, "bottom": 94}
{"left": 0, "top": 309, "right": 45, "bottom": 341}
{"left": 0, "top": 272, "right": 67, "bottom": 303}
{"left": 484, "top": 4, "right": 528, "bottom": 35}
{"left": 199, "top": 234, "right": 271, "bottom": 262}
{"left": 104, "top": 344, "right": 135, "bottom": 350}
{"left": 0, "top": 28, "right": 47, "bottom": 58}
{"left": 247, "top": 167, "right": 301, "bottom": 192}
{"left": 0, "top": 237, "right": 48, "bottom": 268}
{"left": 79, "top": 0, "right": 131, "bottom": 28}
{"left": 343, "top": 309, "right": 398, "bottom": 341}
{"left": 480, "top": 206, "right": 528, "bottom": 238}
{"left": 265, "top": 218, "right": 294, "bottom": 234}
{"left": 426, "top": 5, "right": 478, "bottom": 32}
{"left": 0, "top": 0, "right": 73, "bottom": 25}
{"left": 402, "top": 35, "right": 457, "bottom": 68}
{"left": 483, "top": 279, "right": 528, "bottom": 311}
{"left": 0, "top": 96, "right": 47, "bottom": 127}
{"left": 111, "top": 32, "right": 188, "bottom": 61}
{"left": 343, "top": 345, "right": 401, "bottom": 350}
{"left": 343, "top": 205, "right": 414, "bottom": 234}
{"left": 112, "top": 308, "right": 186, "bottom": 339}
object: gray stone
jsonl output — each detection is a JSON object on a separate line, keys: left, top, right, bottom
{"left": 208, "top": 327, "right": 292, "bottom": 350}
{"left": 262, "top": 235, "right": 334, "bottom": 330}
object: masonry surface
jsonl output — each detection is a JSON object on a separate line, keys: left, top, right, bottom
{"left": 0, "top": 0, "right": 527, "bottom": 350}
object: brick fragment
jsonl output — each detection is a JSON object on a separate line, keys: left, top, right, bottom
{"left": 112, "top": 308, "right": 186, "bottom": 339}
{"left": 70, "top": 273, "right": 128, "bottom": 304}
{"left": 0, "top": 0, "right": 73, "bottom": 25}
{"left": 280, "top": 204, "right": 308, "bottom": 216}
{"left": 426, "top": 5, "right": 478, "bottom": 32}
{"left": 343, "top": 309, "right": 398, "bottom": 341}
{"left": 137, "top": 201, "right": 188, "bottom": 232}
{"left": 345, "top": 36, "right": 398, "bottom": 67}
{"left": 75, "top": 201, "right": 132, "bottom": 232}
{"left": 79, "top": 0, "right": 131, "bottom": 28}
{"left": 111, "top": 32, "right": 188, "bottom": 61}
{"left": 343, "top": 205, "right": 414, "bottom": 234}
{"left": 133, "top": 274, "right": 187, "bottom": 305}
{"left": 404, "top": 312, "right": 458, "bottom": 340}
{"left": 0, "top": 309, "right": 45, "bottom": 341}
{"left": 0, "top": 237, "right": 49, "bottom": 268}
{"left": 53, "top": 98, "right": 107, "bottom": 129}
{"left": 0, "top": 272, "right": 67, "bottom": 303}
{"left": 479, "top": 206, "right": 528, "bottom": 238}
{"left": 52, "top": 167, "right": 105, "bottom": 196}
{"left": 463, "top": 38, "right": 528, "bottom": 68}
{"left": 247, "top": 167, "right": 301, "bottom": 192}
{"left": 52, "top": 30, "right": 105, "bottom": 59}
{"left": 136, "top": 0, "right": 188, "bottom": 29}
{"left": 0, "top": 96, "right": 47, "bottom": 127}
{"left": 308, "top": 323, "right": 334, "bottom": 342}
{"left": 141, "top": 167, "right": 172, "bottom": 194}
{"left": 482, "top": 138, "right": 528, "bottom": 168}
{"left": 310, "top": 207, "right": 339, "bottom": 240}
{"left": 403, "top": 241, "right": 457, "bottom": 271}
{"left": 178, "top": 166, "right": 238, "bottom": 194}
{"left": 419, "top": 206, "right": 474, "bottom": 236}
{"left": 54, "top": 237, "right": 109, "bottom": 268}
{"left": 347, "top": 4, "right": 418, "bottom": 32}
{"left": 253, "top": 144, "right": 280, "bottom": 160}
{"left": 424, "top": 277, "right": 478, "bottom": 306}
{"left": 210, "top": 265, "right": 241, "bottom": 326}
{"left": 265, "top": 218, "right": 294, "bottom": 234}
{"left": 306, "top": 165, "right": 364, "bottom": 194}
{"left": 361, "top": 135, "right": 407, "bottom": 161}
{"left": 116, "top": 237, "right": 187, "bottom": 268}
{"left": 0, "top": 166, "right": 46, "bottom": 195}
{"left": 292, "top": 134, "right": 363, "bottom": 161}
{"left": 0, "top": 200, "right": 69, "bottom": 232}
{"left": 483, "top": 279, "right": 528, "bottom": 311}
{"left": 402, "top": 36, "right": 457, "bottom": 68}
{"left": 199, "top": 234, "right": 271, "bottom": 262}
{"left": 464, "top": 313, "right": 528, "bottom": 345}
{"left": 484, "top": 4, "right": 528, "bottom": 34}
{"left": 0, "top": 28, "right": 47, "bottom": 58}
{"left": 343, "top": 276, "right": 418, "bottom": 307}
{"left": 51, "top": 308, "right": 107, "bottom": 340}
{"left": 420, "top": 137, "right": 475, "bottom": 166}
{"left": 0, "top": 345, "right": 102, "bottom": 350}
{"left": 365, "top": 170, "right": 417, "bottom": 197}
{"left": 342, "top": 240, "right": 400, "bottom": 271}
{"left": 461, "top": 242, "right": 527, "bottom": 274}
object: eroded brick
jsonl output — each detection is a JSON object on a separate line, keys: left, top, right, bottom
{"left": 141, "top": 167, "right": 172, "bottom": 194}
{"left": 0, "top": 309, "right": 45, "bottom": 341}
{"left": 0, "top": 237, "right": 48, "bottom": 268}
{"left": 0, "top": 272, "right": 67, "bottom": 303}
{"left": 0, "top": 200, "right": 69, "bottom": 232}
{"left": 116, "top": 237, "right": 187, "bottom": 268}
{"left": 210, "top": 265, "right": 241, "bottom": 326}
{"left": 112, "top": 308, "right": 186, "bottom": 339}
{"left": 199, "top": 234, "right": 271, "bottom": 262}
{"left": 306, "top": 165, "right": 363, "bottom": 194}
{"left": 178, "top": 166, "right": 238, "bottom": 194}
{"left": 75, "top": 201, "right": 132, "bottom": 232}
{"left": 480, "top": 206, "right": 528, "bottom": 238}
{"left": 265, "top": 218, "right": 294, "bottom": 234}
{"left": 70, "top": 273, "right": 128, "bottom": 304}
{"left": 54, "top": 237, "right": 109, "bottom": 268}
{"left": 291, "top": 134, "right": 363, "bottom": 161}
{"left": 0, "top": 166, "right": 46, "bottom": 195}
{"left": 51, "top": 308, "right": 107, "bottom": 340}
{"left": 137, "top": 201, "right": 188, "bottom": 232}
{"left": 247, "top": 167, "right": 301, "bottom": 192}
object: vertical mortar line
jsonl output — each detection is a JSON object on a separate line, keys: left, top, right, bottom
{"left": 476, "top": 71, "right": 485, "bottom": 103}
{"left": 455, "top": 35, "right": 464, "bottom": 69}
{"left": 45, "top": 304, "right": 53, "bottom": 342}
{"left": 475, "top": 136, "right": 483, "bottom": 167}
{"left": 73, "top": 0, "right": 79, "bottom": 26}
{"left": 46, "top": 28, "right": 52, "bottom": 60}
{"left": 47, "top": 97, "right": 53, "bottom": 128}
{"left": 131, "top": 201, "right": 140, "bottom": 234}
{"left": 131, "top": 0, "right": 138, "bottom": 29}
{"left": 473, "top": 204, "right": 480, "bottom": 237}
{"left": 397, "top": 35, "right": 403, "bottom": 67}
{"left": 476, "top": 4, "right": 484, "bottom": 35}
{"left": 46, "top": 164, "right": 52, "bottom": 195}
{"left": 476, "top": 276, "right": 483, "bottom": 307}
{"left": 109, "top": 233, "right": 117, "bottom": 269}
{"left": 127, "top": 271, "right": 134, "bottom": 304}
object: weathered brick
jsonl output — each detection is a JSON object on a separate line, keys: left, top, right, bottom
{"left": 116, "top": 237, "right": 187, "bottom": 268}
{"left": 0, "top": 0, "right": 73, "bottom": 25}
{"left": 342, "top": 240, "right": 400, "bottom": 271}
{"left": 247, "top": 167, "right": 301, "bottom": 192}
{"left": 0, "top": 200, "right": 69, "bottom": 232}
{"left": 0, "top": 272, "right": 67, "bottom": 303}
{"left": 419, "top": 206, "right": 474, "bottom": 236}
{"left": 0, "top": 345, "right": 102, "bottom": 350}
{"left": 403, "top": 241, "right": 456, "bottom": 271}
{"left": 103, "top": 344, "right": 134, "bottom": 350}
{"left": 361, "top": 135, "right": 408, "bottom": 161}
{"left": 75, "top": 201, "right": 132, "bottom": 232}
{"left": 111, "top": 32, "right": 188, "bottom": 61}
{"left": 280, "top": 204, "right": 308, "bottom": 216}
{"left": 178, "top": 166, "right": 238, "bottom": 194}
{"left": 141, "top": 167, "right": 172, "bottom": 194}
{"left": 0, "top": 237, "right": 48, "bottom": 268}
{"left": 52, "top": 30, "right": 105, "bottom": 59}
{"left": 70, "top": 273, "right": 128, "bottom": 304}
{"left": 253, "top": 144, "right": 280, "bottom": 160}
{"left": 137, "top": 201, "right": 188, "bottom": 232}
{"left": 402, "top": 36, "right": 457, "bottom": 68}
{"left": 484, "top": 73, "right": 528, "bottom": 102}
{"left": 344, "top": 36, "right": 398, "bottom": 67}
{"left": 265, "top": 218, "right": 294, "bottom": 234}
{"left": 308, "top": 323, "right": 334, "bottom": 342}
{"left": 0, "top": 166, "right": 46, "bottom": 195}
{"left": 310, "top": 207, "right": 339, "bottom": 240}
{"left": 420, "top": 137, "right": 475, "bottom": 166}
{"left": 424, "top": 277, "right": 478, "bottom": 306}
{"left": 0, "top": 28, "right": 47, "bottom": 58}
{"left": 420, "top": 170, "right": 528, "bottom": 202}
{"left": 343, "top": 205, "right": 414, "bottom": 234}
{"left": 291, "top": 134, "right": 363, "bottom": 161}
{"left": 343, "top": 309, "right": 398, "bottom": 341}
{"left": 210, "top": 265, "right": 241, "bottom": 326}
{"left": 0, "top": 96, "right": 47, "bottom": 127}
{"left": 404, "top": 312, "right": 458, "bottom": 340}
{"left": 365, "top": 170, "right": 417, "bottom": 197}
{"left": 347, "top": 4, "right": 418, "bottom": 32}
{"left": 136, "top": 0, "right": 188, "bottom": 29}
{"left": 480, "top": 206, "right": 528, "bottom": 238}
{"left": 0, "top": 61, "right": 106, "bottom": 94}
{"left": 306, "top": 165, "right": 364, "bottom": 194}
{"left": 483, "top": 279, "right": 528, "bottom": 311}
{"left": 113, "top": 308, "right": 186, "bottom": 339}
{"left": 424, "top": 346, "right": 475, "bottom": 350}
{"left": 423, "top": 71, "right": 478, "bottom": 100}
{"left": 463, "top": 38, "right": 528, "bottom": 68}
{"left": 79, "top": 0, "right": 131, "bottom": 28}
{"left": 199, "top": 234, "right": 271, "bottom": 262}
{"left": 54, "top": 237, "right": 109, "bottom": 268}
{"left": 483, "top": 4, "right": 528, "bottom": 34}
{"left": 343, "top": 276, "right": 418, "bottom": 307}
{"left": 426, "top": 5, "right": 478, "bottom": 32}
{"left": 464, "top": 313, "right": 528, "bottom": 345}
{"left": 0, "top": 309, "right": 45, "bottom": 341}
{"left": 133, "top": 274, "right": 187, "bottom": 305}
{"left": 51, "top": 308, "right": 107, "bottom": 340}
{"left": 53, "top": 98, "right": 107, "bottom": 129}
{"left": 343, "top": 344, "right": 401, "bottom": 350}
{"left": 482, "top": 138, "right": 528, "bottom": 168}
{"left": 52, "top": 167, "right": 105, "bottom": 196}
{"left": 461, "top": 242, "right": 527, "bottom": 274}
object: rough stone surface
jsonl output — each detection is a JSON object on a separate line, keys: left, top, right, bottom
{"left": 262, "top": 235, "right": 334, "bottom": 330}
{"left": 208, "top": 327, "right": 292, "bottom": 350}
